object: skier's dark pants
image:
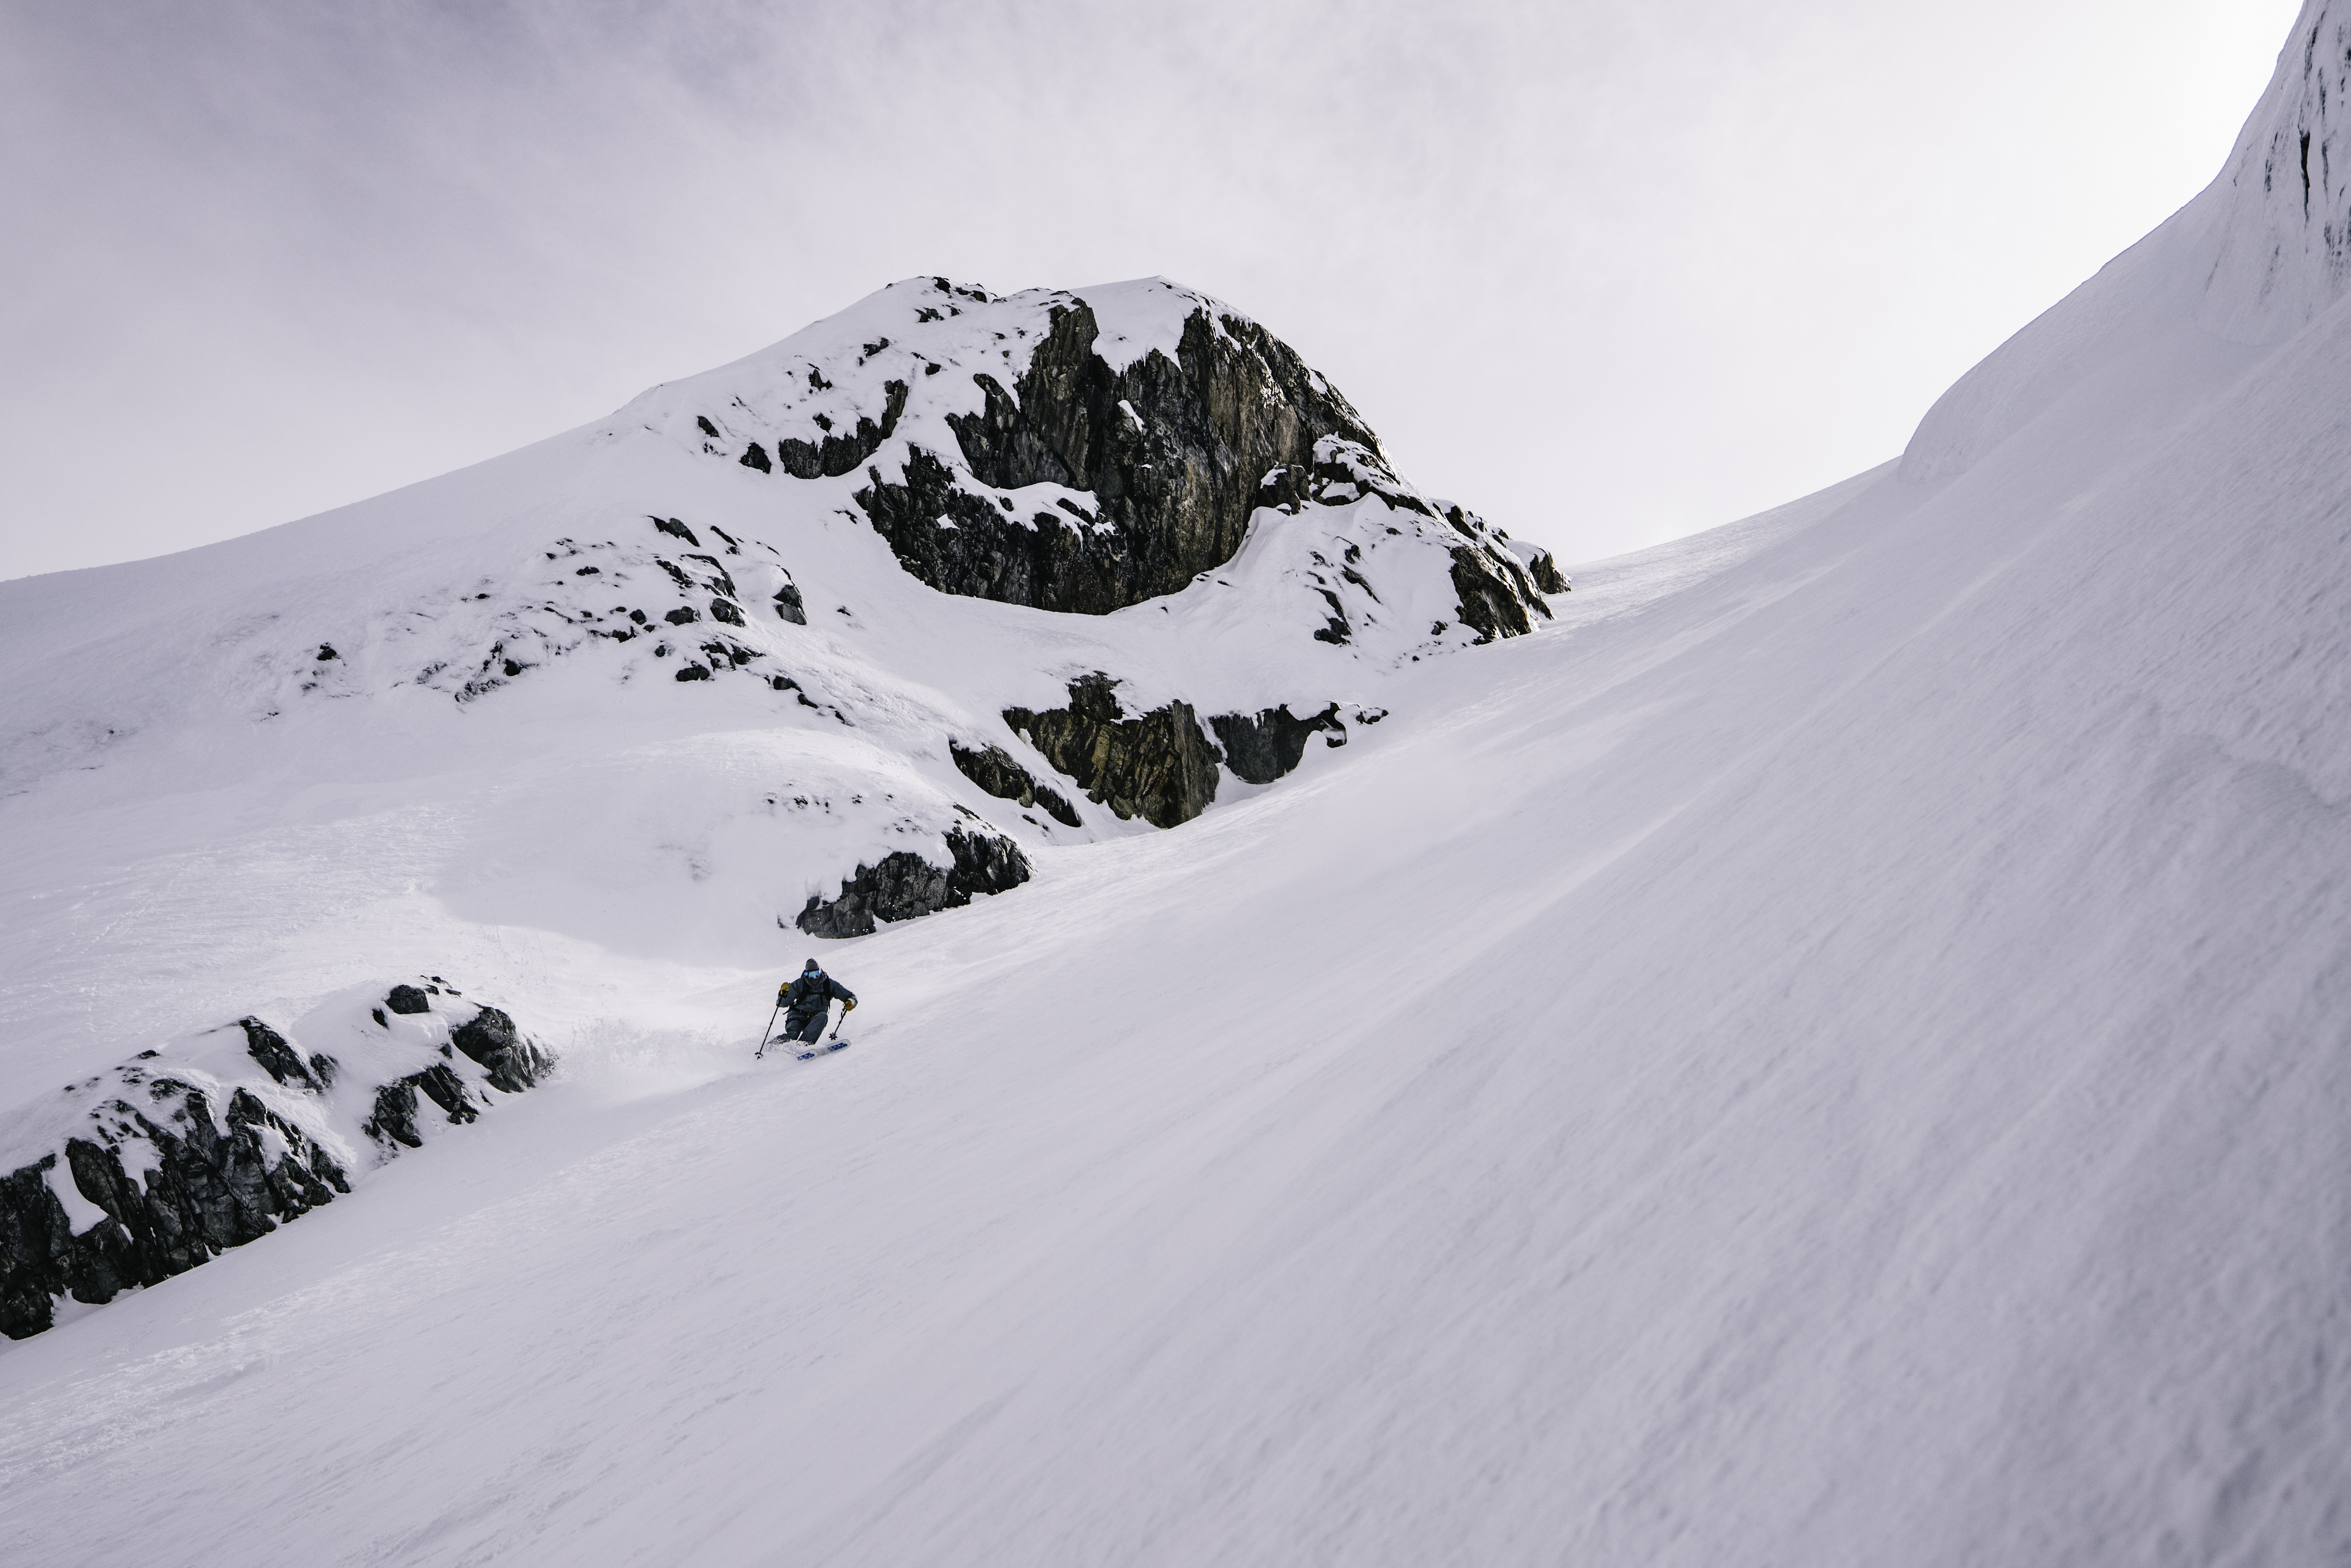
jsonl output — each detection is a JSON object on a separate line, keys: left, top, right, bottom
{"left": 780, "top": 1010, "right": 827, "bottom": 1046}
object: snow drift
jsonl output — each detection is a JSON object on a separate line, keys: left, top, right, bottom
{"left": 2, "top": 6, "right": 2350, "bottom": 1564}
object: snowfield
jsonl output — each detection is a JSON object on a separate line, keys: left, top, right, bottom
{"left": 6, "top": 5, "right": 2351, "bottom": 1562}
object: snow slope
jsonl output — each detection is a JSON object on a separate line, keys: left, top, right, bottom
{"left": 4, "top": 7, "right": 2351, "bottom": 1561}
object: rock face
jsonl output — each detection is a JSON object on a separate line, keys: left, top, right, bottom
{"left": 363, "top": 1064, "right": 479, "bottom": 1149}
{"left": 796, "top": 827, "right": 1033, "bottom": 939}
{"left": 856, "top": 300, "right": 1384, "bottom": 615}
{"left": 949, "top": 740, "right": 1083, "bottom": 827}
{"left": 449, "top": 1006, "right": 551, "bottom": 1094}
{"left": 0, "top": 1075, "right": 348, "bottom": 1341}
{"left": 780, "top": 380, "right": 909, "bottom": 478}
{"left": 1209, "top": 703, "right": 1347, "bottom": 785}
{"left": 0, "top": 980, "right": 555, "bottom": 1339}
{"left": 1450, "top": 547, "right": 1540, "bottom": 642}
{"left": 1003, "top": 672, "right": 1223, "bottom": 829}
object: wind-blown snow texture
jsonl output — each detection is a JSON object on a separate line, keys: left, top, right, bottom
{"left": 3, "top": 7, "right": 2350, "bottom": 1561}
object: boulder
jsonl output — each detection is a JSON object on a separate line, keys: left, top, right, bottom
{"left": 449, "top": 1005, "right": 552, "bottom": 1094}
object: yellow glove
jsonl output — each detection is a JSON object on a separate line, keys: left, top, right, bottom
{"left": 844, "top": 998, "right": 857, "bottom": 1011}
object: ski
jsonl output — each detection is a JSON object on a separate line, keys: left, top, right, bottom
{"left": 797, "top": 1040, "right": 851, "bottom": 1060}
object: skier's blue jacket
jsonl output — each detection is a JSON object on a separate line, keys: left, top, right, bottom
{"left": 780, "top": 970, "right": 855, "bottom": 1021}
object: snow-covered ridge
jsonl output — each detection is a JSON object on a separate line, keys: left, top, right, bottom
{"left": 0, "top": 273, "right": 1560, "bottom": 948}
{"left": 1902, "top": 0, "right": 2351, "bottom": 481}
{"left": 616, "top": 274, "right": 1561, "bottom": 627}
{"left": 2202, "top": 0, "right": 2351, "bottom": 339}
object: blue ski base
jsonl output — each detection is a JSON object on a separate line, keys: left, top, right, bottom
{"left": 798, "top": 1040, "right": 850, "bottom": 1061}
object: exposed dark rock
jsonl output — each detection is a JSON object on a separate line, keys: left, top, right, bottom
{"left": 1313, "top": 438, "right": 1434, "bottom": 518}
{"left": 1208, "top": 703, "right": 1346, "bottom": 785}
{"left": 1522, "top": 547, "right": 1571, "bottom": 594}
{"left": 362, "top": 1064, "right": 480, "bottom": 1150}
{"left": 796, "top": 827, "right": 1033, "bottom": 939}
{"left": 0, "top": 1085, "right": 348, "bottom": 1339}
{"left": 856, "top": 301, "right": 1382, "bottom": 614}
{"left": 949, "top": 740, "right": 1082, "bottom": 827}
{"left": 710, "top": 598, "right": 745, "bottom": 626}
{"left": 776, "top": 380, "right": 909, "bottom": 479}
{"left": 665, "top": 606, "right": 699, "bottom": 625}
{"left": 1002, "top": 672, "right": 1221, "bottom": 829}
{"left": 1450, "top": 547, "right": 1536, "bottom": 643}
{"left": 675, "top": 664, "right": 712, "bottom": 681}
{"left": 696, "top": 415, "right": 720, "bottom": 438}
{"left": 682, "top": 554, "right": 739, "bottom": 597}
{"left": 773, "top": 583, "right": 806, "bottom": 624}
{"left": 740, "top": 442, "right": 772, "bottom": 473}
{"left": 654, "top": 516, "right": 699, "bottom": 546}
{"left": 2, "top": 986, "right": 557, "bottom": 1338}
{"left": 449, "top": 1006, "right": 552, "bottom": 1094}
{"left": 1310, "top": 584, "right": 1352, "bottom": 645}
{"left": 316, "top": 643, "right": 339, "bottom": 661}
{"left": 241, "top": 1016, "right": 322, "bottom": 1092}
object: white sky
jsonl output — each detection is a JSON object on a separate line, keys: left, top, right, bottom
{"left": 0, "top": 0, "right": 2306, "bottom": 581}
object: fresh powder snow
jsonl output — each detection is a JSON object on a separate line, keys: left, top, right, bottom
{"left": 4, "top": 6, "right": 2351, "bottom": 1563}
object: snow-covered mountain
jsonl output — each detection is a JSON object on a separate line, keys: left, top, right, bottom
{"left": 1902, "top": 0, "right": 2351, "bottom": 480}
{"left": 2, "top": 5, "right": 2348, "bottom": 1563}
{"left": 0, "top": 273, "right": 1558, "bottom": 1339}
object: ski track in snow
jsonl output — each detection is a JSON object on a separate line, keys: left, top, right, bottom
{"left": 9, "top": 25, "right": 2351, "bottom": 1553}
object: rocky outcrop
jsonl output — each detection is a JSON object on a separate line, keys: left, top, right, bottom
{"left": 1301, "top": 436, "right": 1555, "bottom": 643}
{"left": 1208, "top": 703, "right": 1347, "bottom": 785}
{"left": 0, "top": 980, "right": 555, "bottom": 1339}
{"left": 1002, "top": 672, "right": 1222, "bottom": 829}
{"left": 0, "top": 1076, "right": 348, "bottom": 1340}
{"left": 240, "top": 1016, "right": 334, "bottom": 1090}
{"left": 857, "top": 301, "right": 1383, "bottom": 614}
{"left": 449, "top": 1005, "right": 551, "bottom": 1095}
{"left": 1450, "top": 547, "right": 1538, "bottom": 642}
{"left": 1520, "top": 547, "right": 1571, "bottom": 596}
{"left": 363, "top": 1064, "right": 478, "bottom": 1148}
{"left": 777, "top": 380, "right": 909, "bottom": 478}
{"left": 949, "top": 739, "right": 1083, "bottom": 827}
{"left": 796, "top": 826, "right": 1032, "bottom": 939}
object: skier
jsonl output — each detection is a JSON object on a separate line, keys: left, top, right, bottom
{"left": 773, "top": 957, "right": 856, "bottom": 1052}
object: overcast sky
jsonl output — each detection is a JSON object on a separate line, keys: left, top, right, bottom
{"left": 0, "top": 0, "right": 2304, "bottom": 582}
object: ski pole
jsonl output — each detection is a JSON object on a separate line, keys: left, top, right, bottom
{"left": 755, "top": 997, "right": 781, "bottom": 1058}
{"left": 827, "top": 1003, "right": 843, "bottom": 1042}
